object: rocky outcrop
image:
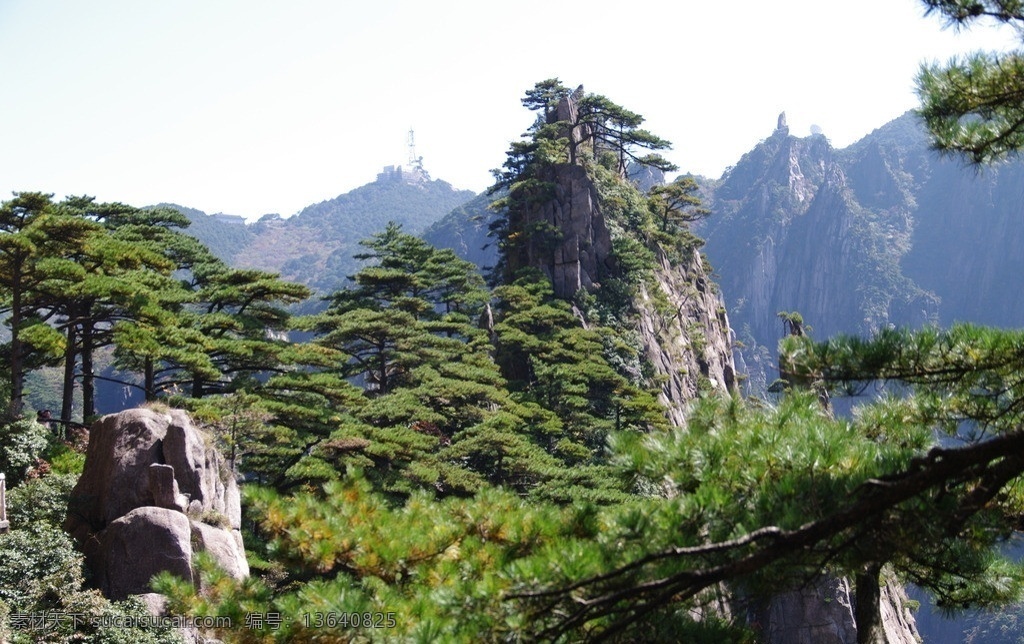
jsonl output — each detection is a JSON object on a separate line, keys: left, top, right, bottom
{"left": 543, "top": 163, "right": 613, "bottom": 299}
{"left": 66, "top": 407, "right": 248, "bottom": 600}
{"left": 636, "top": 247, "right": 736, "bottom": 426}
{"left": 756, "top": 575, "right": 920, "bottom": 644}
{"left": 502, "top": 161, "right": 615, "bottom": 299}
{"left": 878, "top": 580, "right": 922, "bottom": 644}
{"left": 503, "top": 94, "right": 614, "bottom": 300}
{"left": 699, "top": 118, "right": 937, "bottom": 393}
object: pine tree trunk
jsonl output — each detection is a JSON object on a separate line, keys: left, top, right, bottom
{"left": 855, "top": 562, "right": 886, "bottom": 644}
{"left": 81, "top": 315, "right": 95, "bottom": 420}
{"left": 8, "top": 268, "right": 23, "bottom": 420}
{"left": 144, "top": 356, "right": 155, "bottom": 401}
{"left": 61, "top": 323, "right": 77, "bottom": 430}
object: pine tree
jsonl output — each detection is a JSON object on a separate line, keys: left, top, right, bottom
{"left": 295, "top": 225, "right": 567, "bottom": 496}
{"left": 917, "top": 0, "right": 1024, "bottom": 162}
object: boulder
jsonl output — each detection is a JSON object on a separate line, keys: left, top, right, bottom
{"left": 93, "top": 507, "right": 193, "bottom": 600}
{"left": 191, "top": 521, "right": 250, "bottom": 579}
{"left": 65, "top": 407, "right": 248, "bottom": 601}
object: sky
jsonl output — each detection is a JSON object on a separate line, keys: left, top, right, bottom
{"left": 1, "top": 0, "right": 1020, "bottom": 221}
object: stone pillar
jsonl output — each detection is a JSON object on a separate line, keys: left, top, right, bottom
{"left": 0, "top": 472, "right": 9, "bottom": 533}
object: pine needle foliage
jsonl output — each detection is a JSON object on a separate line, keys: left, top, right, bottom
{"left": 918, "top": 0, "right": 1024, "bottom": 162}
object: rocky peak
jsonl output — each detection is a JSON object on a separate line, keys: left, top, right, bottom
{"left": 505, "top": 93, "right": 614, "bottom": 300}
{"left": 776, "top": 111, "right": 790, "bottom": 136}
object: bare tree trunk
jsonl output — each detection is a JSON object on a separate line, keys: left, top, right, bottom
{"left": 144, "top": 356, "right": 155, "bottom": 401}
{"left": 61, "top": 323, "right": 77, "bottom": 430}
{"left": 81, "top": 314, "right": 95, "bottom": 420}
{"left": 855, "top": 562, "right": 886, "bottom": 644}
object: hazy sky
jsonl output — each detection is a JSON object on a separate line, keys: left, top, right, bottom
{"left": 1, "top": 0, "right": 1019, "bottom": 220}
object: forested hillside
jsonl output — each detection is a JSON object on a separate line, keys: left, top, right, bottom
{"left": 174, "top": 172, "right": 475, "bottom": 295}
{"left": 6, "top": 6, "right": 1024, "bottom": 636}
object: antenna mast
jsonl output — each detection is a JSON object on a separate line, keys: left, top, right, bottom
{"left": 406, "top": 128, "right": 428, "bottom": 178}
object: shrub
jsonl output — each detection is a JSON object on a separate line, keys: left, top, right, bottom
{"left": 0, "top": 420, "right": 49, "bottom": 485}
{"left": 6, "top": 473, "right": 78, "bottom": 527}
{"left": 0, "top": 523, "right": 83, "bottom": 613}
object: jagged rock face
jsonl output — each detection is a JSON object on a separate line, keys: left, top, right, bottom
{"left": 501, "top": 161, "right": 613, "bottom": 299}
{"left": 703, "top": 110, "right": 1024, "bottom": 391}
{"left": 503, "top": 159, "right": 614, "bottom": 299}
{"left": 700, "top": 124, "right": 937, "bottom": 392}
{"left": 762, "top": 576, "right": 858, "bottom": 644}
{"left": 756, "top": 576, "right": 920, "bottom": 644}
{"left": 636, "top": 247, "right": 736, "bottom": 426}
{"left": 66, "top": 408, "right": 248, "bottom": 600}
{"left": 544, "top": 163, "right": 613, "bottom": 299}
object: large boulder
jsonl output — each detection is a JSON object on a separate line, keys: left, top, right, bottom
{"left": 65, "top": 407, "right": 247, "bottom": 599}
{"left": 93, "top": 507, "right": 193, "bottom": 600}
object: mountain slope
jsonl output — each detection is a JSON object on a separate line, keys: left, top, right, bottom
{"left": 171, "top": 170, "right": 476, "bottom": 294}
{"left": 698, "top": 115, "right": 937, "bottom": 390}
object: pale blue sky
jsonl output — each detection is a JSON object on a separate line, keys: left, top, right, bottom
{"left": 0, "top": 0, "right": 1018, "bottom": 219}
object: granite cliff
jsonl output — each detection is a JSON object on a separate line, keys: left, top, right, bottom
{"left": 700, "top": 111, "right": 1024, "bottom": 395}
{"left": 699, "top": 115, "right": 937, "bottom": 393}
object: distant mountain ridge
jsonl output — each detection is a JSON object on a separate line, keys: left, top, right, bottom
{"left": 694, "top": 111, "right": 1024, "bottom": 394}
{"left": 170, "top": 169, "right": 476, "bottom": 294}
{"left": 170, "top": 114, "right": 1024, "bottom": 353}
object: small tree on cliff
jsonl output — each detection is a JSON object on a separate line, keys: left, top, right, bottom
{"left": 648, "top": 175, "right": 710, "bottom": 233}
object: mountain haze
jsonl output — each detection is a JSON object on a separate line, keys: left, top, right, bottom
{"left": 697, "top": 111, "right": 1024, "bottom": 392}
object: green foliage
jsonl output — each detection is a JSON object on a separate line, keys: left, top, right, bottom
{"left": 917, "top": 1, "right": 1024, "bottom": 163}
{"left": 294, "top": 226, "right": 607, "bottom": 498}
{"left": 161, "top": 390, "right": 944, "bottom": 639}
{"left": 649, "top": 175, "right": 710, "bottom": 233}
{"left": 44, "top": 441, "right": 85, "bottom": 475}
{"left": 6, "top": 472, "right": 77, "bottom": 526}
{"left": 161, "top": 472, "right": 745, "bottom": 640}
{"left": 774, "top": 324, "right": 1024, "bottom": 608}
{"left": 157, "top": 479, "right": 586, "bottom": 642}
{"left": 0, "top": 523, "right": 83, "bottom": 614}
{"left": 0, "top": 419, "right": 48, "bottom": 484}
